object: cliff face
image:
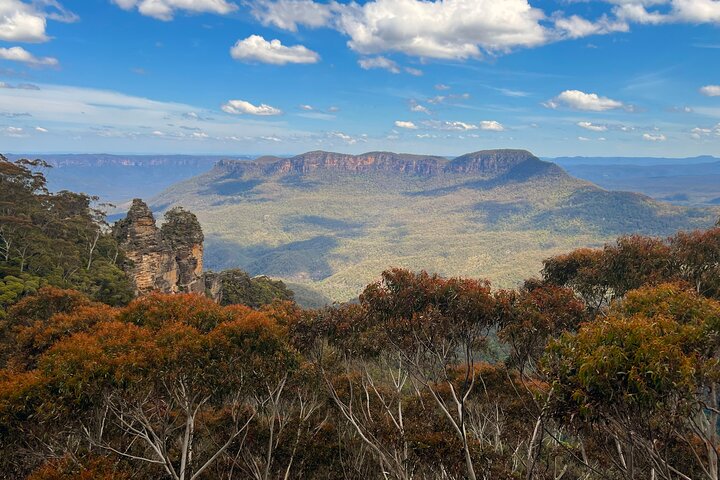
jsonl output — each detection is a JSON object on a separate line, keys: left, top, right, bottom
{"left": 114, "top": 199, "right": 204, "bottom": 295}
{"left": 215, "top": 151, "right": 448, "bottom": 177}
{"left": 213, "top": 149, "right": 566, "bottom": 181}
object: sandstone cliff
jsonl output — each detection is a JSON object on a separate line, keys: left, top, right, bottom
{"left": 212, "top": 149, "right": 565, "bottom": 181}
{"left": 113, "top": 199, "right": 204, "bottom": 295}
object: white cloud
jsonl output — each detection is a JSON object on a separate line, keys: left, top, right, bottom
{"left": 609, "top": 0, "right": 720, "bottom": 27}
{"left": 479, "top": 120, "right": 505, "bottom": 131}
{"left": 700, "top": 85, "right": 720, "bottom": 96}
{"left": 427, "top": 93, "right": 470, "bottom": 104}
{"left": 404, "top": 66, "right": 423, "bottom": 76}
{"left": 0, "top": 0, "right": 77, "bottom": 43}
{"left": 554, "top": 14, "right": 628, "bottom": 39}
{"left": 410, "top": 102, "right": 431, "bottom": 114}
{"left": 261, "top": 135, "right": 282, "bottom": 142}
{"left": 394, "top": 120, "right": 417, "bottom": 129}
{"left": 335, "top": 0, "right": 549, "bottom": 59}
{"left": 420, "top": 119, "right": 502, "bottom": 131}
{"left": 0, "top": 46, "right": 58, "bottom": 66}
{"left": 614, "top": 3, "right": 667, "bottom": 25}
{"left": 5, "top": 126, "right": 25, "bottom": 137}
{"left": 329, "top": 131, "right": 361, "bottom": 144}
{"left": 300, "top": 104, "right": 313, "bottom": 110}
{"left": 247, "top": 0, "right": 720, "bottom": 64}
{"left": 672, "top": 0, "right": 720, "bottom": 23}
{"left": 424, "top": 120, "right": 478, "bottom": 131}
{"left": 577, "top": 121, "right": 608, "bottom": 131}
{"left": 112, "top": 0, "right": 237, "bottom": 21}
{"left": 35, "top": 126, "right": 48, "bottom": 132}
{"left": 544, "top": 90, "right": 626, "bottom": 111}
{"left": 358, "top": 56, "right": 400, "bottom": 73}
{"left": 578, "top": 136, "right": 591, "bottom": 141}
{"left": 690, "top": 124, "right": 720, "bottom": 139}
{"left": 250, "top": 0, "right": 334, "bottom": 31}
{"left": 221, "top": 99, "right": 282, "bottom": 116}
{"left": 0, "top": 82, "right": 317, "bottom": 153}
{"left": 230, "top": 35, "right": 319, "bottom": 65}
{"left": 642, "top": 132, "right": 667, "bottom": 141}
{"left": 435, "top": 83, "right": 450, "bottom": 90}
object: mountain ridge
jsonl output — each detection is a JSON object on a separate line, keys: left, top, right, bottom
{"left": 152, "top": 148, "right": 719, "bottom": 302}
{"left": 213, "top": 149, "right": 561, "bottom": 179}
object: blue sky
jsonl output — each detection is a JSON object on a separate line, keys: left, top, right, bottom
{"left": 0, "top": 0, "right": 719, "bottom": 157}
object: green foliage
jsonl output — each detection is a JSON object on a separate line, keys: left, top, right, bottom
{"left": 209, "top": 268, "right": 294, "bottom": 308}
{"left": 0, "top": 271, "right": 42, "bottom": 319}
{"left": 154, "top": 157, "right": 718, "bottom": 303}
{"left": 0, "top": 155, "right": 134, "bottom": 307}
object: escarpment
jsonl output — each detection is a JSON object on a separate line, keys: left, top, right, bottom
{"left": 212, "top": 149, "right": 566, "bottom": 182}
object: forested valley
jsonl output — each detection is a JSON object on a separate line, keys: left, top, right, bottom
{"left": 2, "top": 155, "right": 720, "bottom": 479}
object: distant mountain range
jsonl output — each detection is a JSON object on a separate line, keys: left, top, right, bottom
{"left": 4, "top": 153, "right": 246, "bottom": 208}
{"left": 552, "top": 156, "right": 720, "bottom": 205}
{"left": 150, "top": 149, "right": 718, "bottom": 302}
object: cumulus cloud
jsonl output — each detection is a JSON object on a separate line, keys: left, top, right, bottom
{"left": 230, "top": 35, "right": 320, "bottom": 65}
{"left": 335, "top": 0, "right": 549, "bottom": 59}
{"left": 329, "top": 131, "right": 362, "bottom": 144}
{"left": 358, "top": 56, "right": 400, "bottom": 73}
{"left": 700, "top": 85, "right": 720, "bottom": 96}
{"left": 247, "top": 0, "right": 720, "bottom": 63}
{"left": 410, "top": 101, "right": 431, "bottom": 114}
{"left": 479, "top": 120, "right": 505, "bottom": 131}
{"left": 691, "top": 124, "right": 720, "bottom": 139}
{"left": 0, "top": 0, "right": 77, "bottom": 43}
{"left": 112, "top": 0, "right": 237, "bottom": 21}
{"left": 4, "top": 126, "right": 29, "bottom": 137}
{"left": 610, "top": 0, "right": 720, "bottom": 27}
{"left": 0, "top": 46, "right": 58, "bottom": 66}
{"left": 394, "top": 120, "right": 417, "bottom": 129}
{"left": 642, "top": 132, "right": 667, "bottom": 141}
{"left": 577, "top": 121, "right": 608, "bottom": 131}
{"left": 554, "top": 14, "right": 628, "bottom": 39}
{"left": 250, "top": 0, "right": 334, "bottom": 31}
{"left": 544, "top": 90, "right": 626, "bottom": 111}
{"left": 669, "top": 0, "right": 720, "bottom": 23}
{"left": 221, "top": 99, "right": 282, "bottom": 116}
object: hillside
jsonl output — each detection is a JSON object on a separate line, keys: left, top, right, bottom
{"left": 151, "top": 149, "right": 717, "bottom": 302}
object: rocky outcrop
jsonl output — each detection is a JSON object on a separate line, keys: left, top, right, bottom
{"left": 114, "top": 199, "right": 204, "bottom": 295}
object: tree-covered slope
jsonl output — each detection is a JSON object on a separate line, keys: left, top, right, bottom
{"left": 153, "top": 149, "right": 718, "bottom": 301}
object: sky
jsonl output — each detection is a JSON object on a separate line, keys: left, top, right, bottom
{"left": 0, "top": 0, "right": 719, "bottom": 157}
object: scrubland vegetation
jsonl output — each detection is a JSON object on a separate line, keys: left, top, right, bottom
{"left": 3, "top": 154, "right": 720, "bottom": 479}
